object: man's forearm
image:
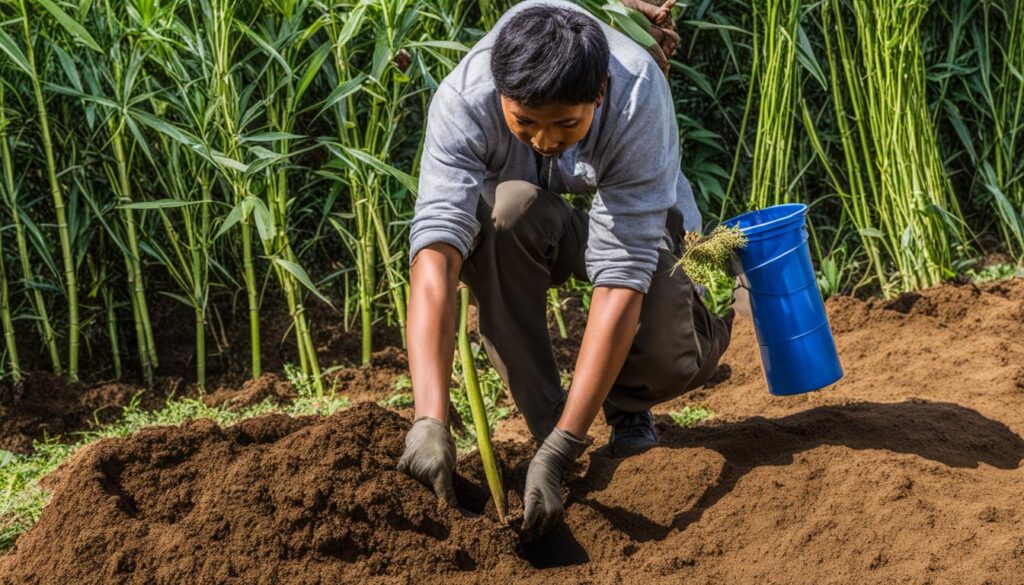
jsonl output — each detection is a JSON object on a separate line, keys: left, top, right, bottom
{"left": 556, "top": 286, "right": 643, "bottom": 438}
{"left": 408, "top": 243, "right": 463, "bottom": 424}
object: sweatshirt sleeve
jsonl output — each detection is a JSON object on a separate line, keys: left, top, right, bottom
{"left": 586, "top": 65, "right": 679, "bottom": 293}
{"left": 409, "top": 82, "right": 488, "bottom": 263}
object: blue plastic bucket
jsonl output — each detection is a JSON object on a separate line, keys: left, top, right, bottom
{"left": 723, "top": 204, "right": 843, "bottom": 395}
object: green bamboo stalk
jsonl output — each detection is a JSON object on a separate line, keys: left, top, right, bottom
{"left": 194, "top": 173, "right": 212, "bottom": 389}
{"left": 241, "top": 221, "right": 261, "bottom": 377}
{"left": 101, "top": 0, "right": 158, "bottom": 377}
{"left": 549, "top": 289, "right": 568, "bottom": 339}
{"left": 18, "top": 0, "right": 80, "bottom": 379}
{"left": 322, "top": 3, "right": 374, "bottom": 364}
{"left": 458, "top": 286, "right": 506, "bottom": 523}
{"left": 101, "top": 280, "right": 122, "bottom": 380}
{"left": 369, "top": 203, "right": 409, "bottom": 350}
{"left": 109, "top": 118, "right": 157, "bottom": 381}
{"left": 357, "top": 205, "right": 375, "bottom": 365}
{"left": 258, "top": 12, "right": 324, "bottom": 393}
{"left": 990, "top": 0, "right": 1024, "bottom": 257}
{"left": 128, "top": 287, "right": 146, "bottom": 378}
{"left": 820, "top": 0, "right": 889, "bottom": 291}
{"left": 822, "top": 0, "right": 960, "bottom": 295}
{"left": 200, "top": 0, "right": 262, "bottom": 378}
{"left": 0, "top": 232, "right": 19, "bottom": 382}
{"left": 146, "top": 121, "right": 214, "bottom": 389}
{"left": 0, "top": 80, "right": 61, "bottom": 373}
{"left": 323, "top": 0, "right": 423, "bottom": 364}
{"left": 749, "top": 0, "right": 801, "bottom": 209}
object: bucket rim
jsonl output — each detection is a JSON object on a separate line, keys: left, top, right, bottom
{"left": 724, "top": 203, "right": 808, "bottom": 236}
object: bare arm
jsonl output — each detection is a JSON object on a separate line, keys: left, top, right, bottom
{"left": 408, "top": 243, "right": 464, "bottom": 425}
{"left": 556, "top": 286, "right": 643, "bottom": 438}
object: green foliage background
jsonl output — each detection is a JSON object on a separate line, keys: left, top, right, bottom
{"left": 0, "top": 0, "right": 1021, "bottom": 385}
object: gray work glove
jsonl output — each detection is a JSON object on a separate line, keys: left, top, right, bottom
{"left": 521, "top": 427, "right": 587, "bottom": 541}
{"left": 397, "top": 417, "right": 457, "bottom": 506}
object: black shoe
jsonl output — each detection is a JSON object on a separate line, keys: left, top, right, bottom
{"left": 609, "top": 410, "right": 657, "bottom": 454}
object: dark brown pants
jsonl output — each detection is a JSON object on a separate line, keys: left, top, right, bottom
{"left": 460, "top": 181, "right": 732, "bottom": 443}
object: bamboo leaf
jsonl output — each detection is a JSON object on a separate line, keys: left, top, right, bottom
{"left": 51, "top": 44, "right": 82, "bottom": 92}
{"left": 241, "top": 132, "right": 303, "bottom": 143}
{"left": 336, "top": 3, "right": 368, "bottom": 47}
{"left": 0, "top": 29, "right": 33, "bottom": 78}
{"left": 215, "top": 199, "right": 246, "bottom": 240}
{"left": 943, "top": 102, "right": 977, "bottom": 163}
{"left": 42, "top": 82, "right": 118, "bottom": 108}
{"left": 251, "top": 145, "right": 285, "bottom": 160}
{"left": 370, "top": 33, "right": 390, "bottom": 80}
{"left": 340, "top": 146, "right": 418, "bottom": 196}
{"left": 981, "top": 162, "right": 1024, "bottom": 243}
{"left": 795, "top": 24, "right": 826, "bottom": 90}
{"left": 247, "top": 195, "right": 276, "bottom": 243}
{"left": 673, "top": 62, "right": 715, "bottom": 96}
{"left": 236, "top": 18, "right": 291, "bottom": 75}
{"left": 131, "top": 110, "right": 198, "bottom": 147}
{"left": 294, "top": 41, "right": 332, "bottom": 107}
{"left": 211, "top": 153, "right": 249, "bottom": 173}
{"left": 319, "top": 74, "right": 367, "bottom": 117}
{"left": 120, "top": 199, "right": 199, "bottom": 210}
{"left": 601, "top": 2, "right": 657, "bottom": 48}
{"left": 406, "top": 40, "right": 470, "bottom": 52}
{"left": 157, "top": 291, "right": 196, "bottom": 308}
{"left": 36, "top": 0, "right": 102, "bottom": 52}
{"left": 123, "top": 114, "right": 158, "bottom": 165}
{"left": 273, "top": 258, "right": 333, "bottom": 306}
{"left": 20, "top": 213, "right": 60, "bottom": 280}
{"left": 680, "top": 20, "right": 750, "bottom": 36}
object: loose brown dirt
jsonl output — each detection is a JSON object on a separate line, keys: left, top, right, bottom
{"left": 3, "top": 280, "right": 1024, "bottom": 584}
{"left": 0, "top": 312, "right": 410, "bottom": 453}
{"left": 0, "top": 374, "right": 189, "bottom": 453}
{"left": 201, "top": 373, "right": 298, "bottom": 409}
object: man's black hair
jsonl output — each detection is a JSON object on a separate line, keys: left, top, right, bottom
{"left": 490, "top": 5, "right": 610, "bottom": 107}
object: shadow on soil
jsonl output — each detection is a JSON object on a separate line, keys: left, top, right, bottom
{"left": 519, "top": 525, "right": 591, "bottom": 569}
{"left": 573, "top": 400, "right": 1024, "bottom": 544}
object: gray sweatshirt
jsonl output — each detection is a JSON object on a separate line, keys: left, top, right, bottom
{"left": 409, "top": 0, "right": 700, "bottom": 293}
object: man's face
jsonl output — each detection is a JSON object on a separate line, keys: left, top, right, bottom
{"left": 500, "top": 86, "right": 604, "bottom": 158}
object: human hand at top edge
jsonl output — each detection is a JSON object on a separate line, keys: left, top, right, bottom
{"left": 621, "top": 0, "right": 680, "bottom": 76}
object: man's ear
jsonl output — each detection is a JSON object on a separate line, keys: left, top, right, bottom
{"left": 595, "top": 78, "right": 608, "bottom": 108}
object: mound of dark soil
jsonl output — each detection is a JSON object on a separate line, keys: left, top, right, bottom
{"left": 0, "top": 403, "right": 522, "bottom": 584}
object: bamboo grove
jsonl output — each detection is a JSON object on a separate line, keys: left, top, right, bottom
{"left": 0, "top": 0, "right": 1022, "bottom": 386}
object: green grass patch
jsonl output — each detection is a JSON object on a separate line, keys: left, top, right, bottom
{"left": 0, "top": 365, "right": 348, "bottom": 551}
{"left": 379, "top": 392, "right": 414, "bottom": 410}
{"left": 668, "top": 405, "right": 713, "bottom": 428}
{"left": 964, "top": 263, "right": 1024, "bottom": 284}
